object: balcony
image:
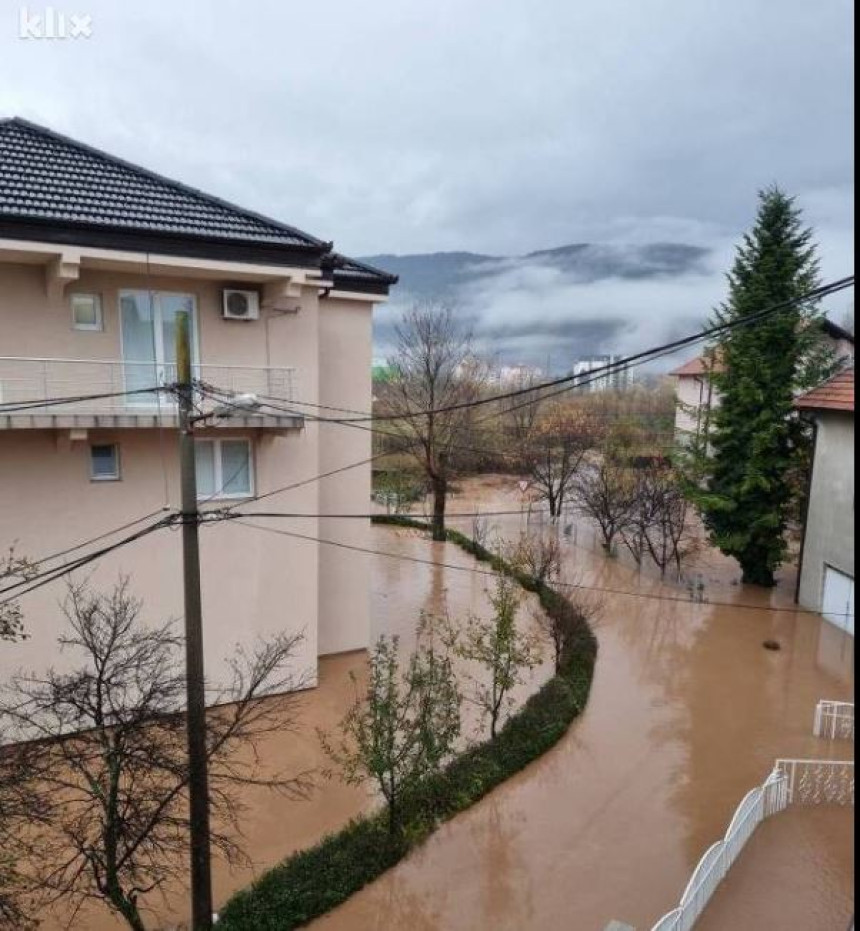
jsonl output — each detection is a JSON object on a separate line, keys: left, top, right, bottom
{"left": 0, "top": 357, "right": 302, "bottom": 430}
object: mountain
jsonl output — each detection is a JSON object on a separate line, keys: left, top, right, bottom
{"left": 362, "top": 242, "right": 719, "bottom": 373}
{"left": 360, "top": 242, "right": 711, "bottom": 302}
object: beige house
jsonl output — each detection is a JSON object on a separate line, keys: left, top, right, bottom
{"left": 795, "top": 367, "right": 855, "bottom": 635}
{"left": 0, "top": 118, "right": 396, "bottom": 690}
{"left": 671, "top": 321, "right": 855, "bottom": 446}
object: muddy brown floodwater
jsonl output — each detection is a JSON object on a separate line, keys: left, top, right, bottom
{"left": 39, "top": 475, "right": 853, "bottom": 930}
{"left": 309, "top": 476, "right": 854, "bottom": 931}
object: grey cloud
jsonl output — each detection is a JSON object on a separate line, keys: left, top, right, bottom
{"left": 0, "top": 0, "right": 852, "bottom": 366}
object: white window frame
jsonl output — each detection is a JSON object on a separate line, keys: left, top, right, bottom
{"left": 195, "top": 438, "right": 254, "bottom": 500}
{"left": 71, "top": 292, "right": 104, "bottom": 331}
{"left": 89, "top": 443, "right": 121, "bottom": 482}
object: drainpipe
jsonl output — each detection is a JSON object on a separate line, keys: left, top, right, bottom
{"left": 794, "top": 413, "right": 819, "bottom": 605}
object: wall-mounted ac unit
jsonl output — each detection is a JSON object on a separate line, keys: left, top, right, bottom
{"left": 222, "top": 289, "right": 260, "bottom": 321}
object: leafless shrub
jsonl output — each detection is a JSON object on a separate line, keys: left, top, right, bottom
{"left": 509, "top": 530, "right": 562, "bottom": 586}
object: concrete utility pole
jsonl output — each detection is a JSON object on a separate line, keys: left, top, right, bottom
{"left": 176, "top": 311, "right": 214, "bottom": 930}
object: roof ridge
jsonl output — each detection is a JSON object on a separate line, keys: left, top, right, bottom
{"left": 2, "top": 117, "right": 330, "bottom": 252}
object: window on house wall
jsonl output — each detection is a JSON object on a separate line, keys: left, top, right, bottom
{"left": 71, "top": 293, "right": 103, "bottom": 331}
{"left": 90, "top": 443, "right": 120, "bottom": 481}
{"left": 194, "top": 438, "right": 253, "bottom": 499}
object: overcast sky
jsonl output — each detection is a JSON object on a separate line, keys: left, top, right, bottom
{"left": 0, "top": 0, "right": 854, "bottom": 362}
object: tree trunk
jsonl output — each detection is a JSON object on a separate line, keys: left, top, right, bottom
{"left": 741, "top": 561, "right": 776, "bottom": 587}
{"left": 431, "top": 473, "right": 448, "bottom": 542}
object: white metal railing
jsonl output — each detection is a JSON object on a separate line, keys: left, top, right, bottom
{"left": 649, "top": 768, "right": 788, "bottom": 931}
{"left": 774, "top": 758, "right": 855, "bottom": 806}
{"left": 813, "top": 700, "right": 855, "bottom": 740}
{"left": 0, "top": 357, "right": 297, "bottom": 416}
{"left": 649, "top": 758, "right": 855, "bottom": 930}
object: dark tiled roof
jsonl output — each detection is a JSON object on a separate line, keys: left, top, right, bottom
{"left": 0, "top": 118, "right": 328, "bottom": 249}
{"left": 333, "top": 254, "right": 398, "bottom": 285}
{"left": 0, "top": 117, "right": 396, "bottom": 294}
{"left": 795, "top": 367, "right": 854, "bottom": 414}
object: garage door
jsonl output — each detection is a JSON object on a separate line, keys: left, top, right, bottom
{"left": 822, "top": 566, "right": 855, "bottom": 636}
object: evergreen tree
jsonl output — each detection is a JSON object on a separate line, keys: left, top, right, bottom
{"left": 697, "top": 187, "right": 827, "bottom": 586}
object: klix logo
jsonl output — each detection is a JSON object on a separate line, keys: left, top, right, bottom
{"left": 19, "top": 6, "right": 93, "bottom": 39}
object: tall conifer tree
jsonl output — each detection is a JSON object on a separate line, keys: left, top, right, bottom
{"left": 698, "top": 187, "right": 826, "bottom": 586}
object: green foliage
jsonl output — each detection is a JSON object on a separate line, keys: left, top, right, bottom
{"left": 694, "top": 187, "right": 827, "bottom": 586}
{"left": 216, "top": 520, "right": 597, "bottom": 931}
{"left": 319, "top": 630, "right": 461, "bottom": 835}
{"left": 447, "top": 568, "right": 541, "bottom": 738}
{"left": 372, "top": 469, "right": 426, "bottom": 514}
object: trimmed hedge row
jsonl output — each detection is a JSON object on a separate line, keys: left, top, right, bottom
{"left": 216, "top": 517, "right": 597, "bottom": 930}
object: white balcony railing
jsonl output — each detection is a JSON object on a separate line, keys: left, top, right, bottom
{"left": 0, "top": 357, "right": 298, "bottom": 418}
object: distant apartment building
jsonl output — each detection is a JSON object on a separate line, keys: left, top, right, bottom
{"left": 571, "top": 354, "right": 629, "bottom": 392}
{"left": 486, "top": 363, "right": 544, "bottom": 389}
{"left": 0, "top": 118, "right": 397, "bottom": 692}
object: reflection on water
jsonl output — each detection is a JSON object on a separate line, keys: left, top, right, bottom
{"left": 40, "top": 475, "right": 854, "bottom": 930}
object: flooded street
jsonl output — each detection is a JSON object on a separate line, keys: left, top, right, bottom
{"left": 40, "top": 475, "right": 853, "bottom": 930}
{"left": 310, "top": 476, "right": 855, "bottom": 931}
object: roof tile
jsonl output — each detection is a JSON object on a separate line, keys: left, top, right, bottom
{"left": 795, "top": 367, "right": 854, "bottom": 413}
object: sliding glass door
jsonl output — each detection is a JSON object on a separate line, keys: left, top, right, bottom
{"left": 119, "top": 291, "right": 198, "bottom": 405}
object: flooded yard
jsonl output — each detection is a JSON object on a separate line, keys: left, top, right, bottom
{"left": 696, "top": 806, "right": 854, "bottom": 931}
{"left": 39, "top": 475, "right": 854, "bottom": 930}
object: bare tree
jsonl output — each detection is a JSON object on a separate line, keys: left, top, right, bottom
{"left": 319, "top": 627, "right": 461, "bottom": 836}
{"left": 639, "top": 462, "right": 692, "bottom": 577}
{"left": 574, "top": 455, "right": 637, "bottom": 555}
{"left": 527, "top": 404, "right": 601, "bottom": 520}
{"left": 500, "top": 373, "right": 543, "bottom": 465}
{"left": 0, "top": 579, "right": 310, "bottom": 931}
{"left": 384, "top": 303, "right": 485, "bottom": 541}
{"left": 0, "top": 744, "right": 42, "bottom": 930}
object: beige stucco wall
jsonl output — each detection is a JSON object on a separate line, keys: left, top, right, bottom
{"left": 674, "top": 374, "right": 720, "bottom": 443}
{"left": 0, "top": 255, "right": 378, "bottom": 693}
{"left": 797, "top": 411, "right": 855, "bottom": 613}
{"left": 317, "top": 296, "right": 373, "bottom": 655}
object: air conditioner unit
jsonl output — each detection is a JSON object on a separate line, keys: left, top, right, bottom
{"left": 222, "top": 289, "right": 260, "bottom": 321}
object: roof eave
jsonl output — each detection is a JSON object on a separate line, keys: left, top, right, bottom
{"left": 0, "top": 216, "right": 328, "bottom": 270}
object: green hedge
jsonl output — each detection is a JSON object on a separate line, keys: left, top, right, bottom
{"left": 216, "top": 518, "right": 597, "bottom": 930}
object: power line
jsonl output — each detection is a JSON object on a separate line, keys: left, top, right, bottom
{"left": 0, "top": 515, "right": 175, "bottom": 605}
{"left": 0, "top": 386, "right": 165, "bottom": 414}
{"left": 26, "top": 508, "right": 170, "bottom": 569}
{"left": 229, "top": 517, "right": 853, "bottom": 620}
{"left": 199, "top": 274, "right": 853, "bottom": 439}
{"left": 327, "top": 276, "right": 855, "bottom": 424}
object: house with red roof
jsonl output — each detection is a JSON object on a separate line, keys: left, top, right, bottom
{"left": 670, "top": 320, "right": 854, "bottom": 447}
{"left": 795, "top": 367, "right": 855, "bottom": 633}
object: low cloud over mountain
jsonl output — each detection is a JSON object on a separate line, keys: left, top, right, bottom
{"left": 364, "top": 242, "right": 725, "bottom": 373}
